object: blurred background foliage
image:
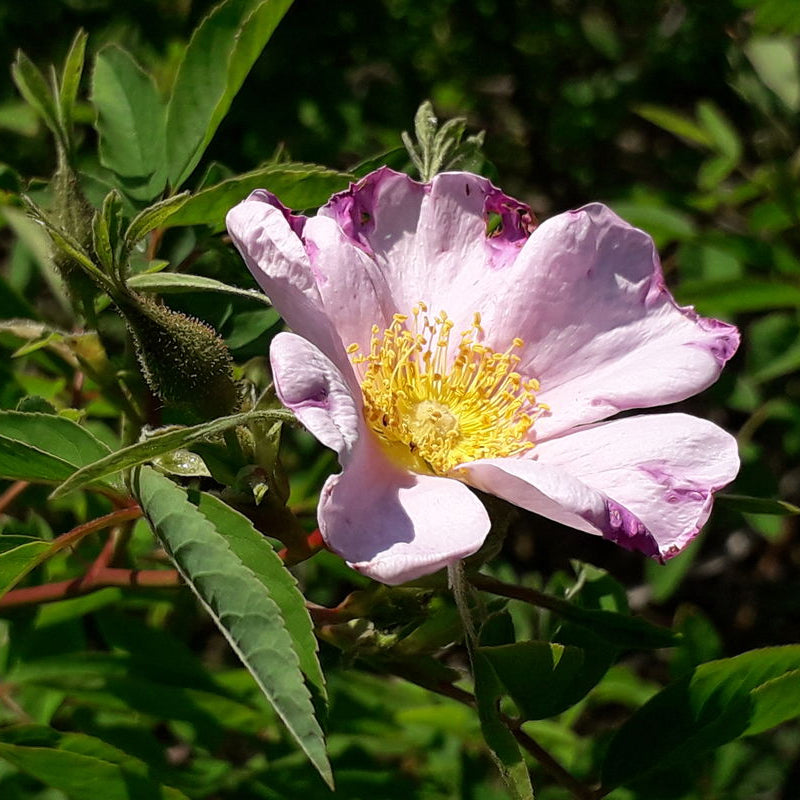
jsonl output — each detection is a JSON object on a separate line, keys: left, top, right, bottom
{"left": 1, "top": 0, "right": 800, "bottom": 798}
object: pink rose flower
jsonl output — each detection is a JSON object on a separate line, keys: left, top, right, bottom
{"left": 227, "top": 168, "right": 740, "bottom": 585}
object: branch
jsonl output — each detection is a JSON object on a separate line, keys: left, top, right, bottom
{"left": 0, "top": 566, "right": 182, "bottom": 610}
{"left": 404, "top": 672, "right": 599, "bottom": 800}
{"left": 278, "top": 527, "right": 325, "bottom": 565}
{"left": 0, "top": 481, "right": 30, "bottom": 515}
{"left": 470, "top": 572, "right": 573, "bottom": 615}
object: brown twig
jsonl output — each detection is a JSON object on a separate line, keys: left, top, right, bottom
{"left": 0, "top": 481, "right": 29, "bottom": 515}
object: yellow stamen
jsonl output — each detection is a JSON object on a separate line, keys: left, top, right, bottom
{"left": 348, "top": 308, "right": 546, "bottom": 474}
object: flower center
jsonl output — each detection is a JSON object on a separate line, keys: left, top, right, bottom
{"left": 347, "top": 304, "right": 546, "bottom": 474}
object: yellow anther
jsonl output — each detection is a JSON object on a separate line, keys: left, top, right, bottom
{"left": 349, "top": 305, "right": 547, "bottom": 474}
{"left": 346, "top": 342, "right": 360, "bottom": 354}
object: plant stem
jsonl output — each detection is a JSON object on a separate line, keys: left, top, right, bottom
{"left": 0, "top": 481, "right": 30, "bottom": 514}
{"left": 470, "top": 572, "right": 573, "bottom": 616}
{"left": 0, "top": 567, "right": 181, "bottom": 610}
{"left": 399, "top": 670, "right": 599, "bottom": 800}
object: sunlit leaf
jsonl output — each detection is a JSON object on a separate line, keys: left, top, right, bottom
{"left": 601, "top": 646, "right": 800, "bottom": 790}
{"left": 166, "top": 0, "right": 294, "bottom": 188}
{"left": 132, "top": 467, "right": 332, "bottom": 786}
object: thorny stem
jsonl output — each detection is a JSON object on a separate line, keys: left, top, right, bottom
{"left": 0, "top": 481, "right": 30, "bottom": 515}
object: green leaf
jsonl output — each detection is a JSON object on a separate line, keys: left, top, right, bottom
{"left": 745, "top": 37, "right": 800, "bottom": 111}
{"left": 0, "top": 726, "right": 189, "bottom": 800}
{"left": 601, "top": 646, "right": 800, "bottom": 790}
{"left": 58, "top": 30, "right": 88, "bottom": 140}
{"left": 92, "top": 45, "right": 167, "bottom": 198}
{"left": 50, "top": 408, "right": 292, "bottom": 499}
{"left": 12, "top": 50, "right": 63, "bottom": 146}
{"left": 478, "top": 641, "right": 596, "bottom": 720}
{"left": 191, "top": 491, "right": 327, "bottom": 709}
{"left": 634, "top": 104, "right": 713, "bottom": 148}
{"left": 696, "top": 100, "right": 742, "bottom": 163}
{"left": 0, "top": 410, "right": 113, "bottom": 485}
{"left": 126, "top": 272, "right": 271, "bottom": 304}
{"left": 162, "top": 163, "right": 353, "bottom": 230}
{"left": 674, "top": 278, "right": 800, "bottom": 314}
{"left": 0, "top": 536, "right": 52, "bottom": 595}
{"left": 132, "top": 466, "right": 332, "bottom": 786}
{"left": 166, "top": 0, "right": 294, "bottom": 188}
{"left": 225, "top": 308, "right": 280, "bottom": 349}
{"left": 472, "top": 650, "right": 534, "bottom": 800}
{"left": 124, "top": 192, "right": 190, "bottom": 249}
{"left": 717, "top": 494, "right": 800, "bottom": 516}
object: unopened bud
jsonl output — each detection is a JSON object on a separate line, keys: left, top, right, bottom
{"left": 119, "top": 292, "right": 239, "bottom": 420}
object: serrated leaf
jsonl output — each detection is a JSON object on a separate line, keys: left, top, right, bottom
{"left": 717, "top": 493, "right": 800, "bottom": 515}
{"left": 92, "top": 45, "right": 167, "bottom": 198}
{"left": 124, "top": 192, "right": 190, "bottom": 248}
{"left": 0, "top": 410, "right": 113, "bottom": 485}
{"left": 132, "top": 466, "right": 332, "bottom": 786}
{"left": 166, "top": 0, "right": 294, "bottom": 188}
{"left": 126, "top": 272, "right": 271, "bottom": 304}
{"left": 161, "top": 163, "right": 353, "bottom": 230}
{"left": 58, "top": 30, "right": 88, "bottom": 141}
{"left": 0, "top": 726, "right": 189, "bottom": 800}
{"left": 12, "top": 50, "right": 63, "bottom": 146}
{"left": 601, "top": 646, "right": 800, "bottom": 790}
{"left": 50, "top": 408, "right": 292, "bottom": 499}
{"left": 191, "top": 491, "right": 326, "bottom": 709}
{"left": 634, "top": 104, "right": 713, "bottom": 148}
{"left": 0, "top": 536, "right": 52, "bottom": 595}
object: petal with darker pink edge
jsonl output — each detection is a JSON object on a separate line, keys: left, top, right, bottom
{"left": 461, "top": 413, "right": 739, "bottom": 560}
{"left": 319, "top": 437, "right": 490, "bottom": 585}
{"left": 226, "top": 192, "right": 345, "bottom": 369}
{"left": 472, "top": 203, "right": 738, "bottom": 438}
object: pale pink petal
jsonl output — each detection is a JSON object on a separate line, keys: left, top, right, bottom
{"left": 270, "top": 332, "right": 361, "bottom": 464}
{"left": 471, "top": 203, "right": 739, "bottom": 438}
{"left": 319, "top": 169, "right": 536, "bottom": 329}
{"left": 301, "top": 214, "right": 394, "bottom": 353}
{"left": 462, "top": 413, "right": 739, "bottom": 560}
{"left": 319, "top": 437, "right": 490, "bottom": 585}
{"left": 226, "top": 191, "right": 346, "bottom": 369}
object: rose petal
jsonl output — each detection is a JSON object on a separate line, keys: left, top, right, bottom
{"left": 475, "top": 203, "right": 739, "bottom": 438}
{"left": 270, "top": 332, "right": 361, "bottom": 463}
{"left": 319, "top": 437, "right": 490, "bottom": 584}
{"left": 226, "top": 191, "right": 345, "bottom": 369}
{"left": 302, "top": 214, "right": 394, "bottom": 353}
{"left": 462, "top": 413, "right": 739, "bottom": 559}
{"left": 319, "top": 169, "right": 536, "bottom": 330}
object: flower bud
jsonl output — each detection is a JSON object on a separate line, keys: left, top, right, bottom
{"left": 119, "top": 292, "right": 239, "bottom": 420}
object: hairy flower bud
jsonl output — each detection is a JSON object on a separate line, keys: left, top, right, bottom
{"left": 119, "top": 292, "right": 239, "bottom": 420}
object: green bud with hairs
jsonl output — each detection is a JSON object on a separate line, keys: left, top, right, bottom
{"left": 117, "top": 290, "right": 240, "bottom": 421}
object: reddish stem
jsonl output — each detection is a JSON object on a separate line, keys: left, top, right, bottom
{"left": 50, "top": 506, "right": 142, "bottom": 555}
{"left": 0, "top": 481, "right": 29, "bottom": 515}
{"left": 0, "top": 567, "right": 182, "bottom": 610}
